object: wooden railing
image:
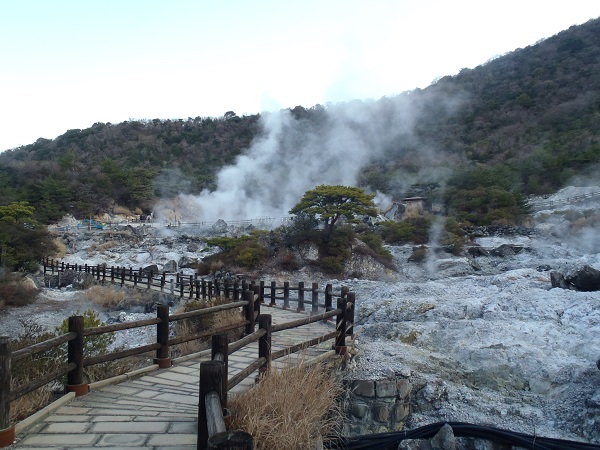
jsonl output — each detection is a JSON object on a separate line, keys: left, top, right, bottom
{"left": 0, "top": 267, "right": 354, "bottom": 449}
{"left": 197, "top": 289, "right": 355, "bottom": 449}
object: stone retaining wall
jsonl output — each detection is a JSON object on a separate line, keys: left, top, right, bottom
{"left": 343, "top": 377, "right": 411, "bottom": 435}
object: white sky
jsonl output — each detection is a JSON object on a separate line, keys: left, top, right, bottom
{"left": 0, "top": 0, "right": 599, "bottom": 152}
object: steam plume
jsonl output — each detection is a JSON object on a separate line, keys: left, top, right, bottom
{"left": 155, "top": 94, "right": 461, "bottom": 223}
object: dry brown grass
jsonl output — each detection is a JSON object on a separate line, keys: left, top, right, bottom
{"left": 0, "top": 275, "right": 39, "bottom": 308}
{"left": 82, "top": 285, "right": 127, "bottom": 309}
{"left": 228, "top": 362, "right": 343, "bottom": 450}
{"left": 52, "top": 238, "right": 68, "bottom": 259}
{"left": 10, "top": 385, "right": 54, "bottom": 423}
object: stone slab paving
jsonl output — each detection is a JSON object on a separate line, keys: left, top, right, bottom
{"left": 9, "top": 306, "right": 337, "bottom": 449}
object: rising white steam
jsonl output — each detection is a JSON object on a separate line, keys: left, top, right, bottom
{"left": 154, "top": 95, "right": 460, "bottom": 223}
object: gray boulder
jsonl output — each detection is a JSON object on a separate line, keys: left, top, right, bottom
{"left": 178, "top": 256, "right": 199, "bottom": 269}
{"left": 163, "top": 260, "right": 177, "bottom": 273}
{"left": 566, "top": 265, "right": 600, "bottom": 291}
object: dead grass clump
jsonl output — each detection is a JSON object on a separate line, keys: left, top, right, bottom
{"left": 172, "top": 320, "right": 206, "bottom": 356}
{"left": 52, "top": 238, "right": 68, "bottom": 259}
{"left": 228, "top": 362, "right": 343, "bottom": 450}
{"left": 10, "top": 385, "right": 54, "bottom": 423}
{"left": 97, "top": 241, "right": 118, "bottom": 253}
{"left": 0, "top": 275, "right": 39, "bottom": 308}
{"left": 82, "top": 285, "right": 126, "bottom": 309}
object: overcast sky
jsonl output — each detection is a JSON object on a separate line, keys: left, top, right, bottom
{"left": 1, "top": 0, "right": 599, "bottom": 152}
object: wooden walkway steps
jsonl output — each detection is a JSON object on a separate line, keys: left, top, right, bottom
{"left": 8, "top": 307, "right": 339, "bottom": 449}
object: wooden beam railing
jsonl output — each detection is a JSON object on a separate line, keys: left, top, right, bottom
{"left": 3, "top": 265, "right": 354, "bottom": 448}
{"left": 197, "top": 285, "right": 354, "bottom": 450}
{"left": 42, "top": 260, "right": 347, "bottom": 317}
{"left": 0, "top": 293, "right": 255, "bottom": 447}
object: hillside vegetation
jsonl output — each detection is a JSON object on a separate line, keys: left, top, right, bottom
{"left": 0, "top": 18, "right": 599, "bottom": 225}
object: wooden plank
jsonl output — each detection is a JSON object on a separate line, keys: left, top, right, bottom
{"left": 227, "top": 357, "right": 266, "bottom": 392}
{"left": 170, "top": 301, "right": 247, "bottom": 322}
{"left": 227, "top": 329, "right": 266, "bottom": 355}
{"left": 12, "top": 333, "right": 76, "bottom": 363}
{"left": 271, "top": 309, "right": 339, "bottom": 333}
{"left": 84, "top": 318, "right": 160, "bottom": 336}
{"left": 271, "top": 331, "right": 338, "bottom": 361}
{"left": 84, "top": 343, "right": 160, "bottom": 367}
{"left": 11, "top": 363, "right": 75, "bottom": 401}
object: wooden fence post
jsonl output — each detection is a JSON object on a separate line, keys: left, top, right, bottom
{"left": 196, "top": 280, "right": 201, "bottom": 299}
{"left": 161, "top": 272, "right": 166, "bottom": 291}
{"left": 259, "top": 281, "right": 265, "bottom": 304}
{"left": 233, "top": 282, "right": 239, "bottom": 301}
{"left": 0, "top": 336, "right": 15, "bottom": 447}
{"left": 243, "top": 290, "right": 255, "bottom": 335}
{"left": 324, "top": 284, "right": 333, "bottom": 323}
{"left": 212, "top": 334, "right": 229, "bottom": 408}
{"left": 66, "top": 315, "right": 88, "bottom": 396}
{"left": 252, "top": 285, "right": 260, "bottom": 318}
{"left": 208, "top": 281, "right": 213, "bottom": 300}
{"left": 202, "top": 279, "right": 207, "bottom": 300}
{"left": 224, "top": 280, "right": 231, "bottom": 300}
{"left": 297, "top": 282, "right": 305, "bottom": 312}
{"left": 311, "top": 282, "right": 319, "bottom": 316}
{"left": 283, "top": 281, "right": 290, "bottom": 309}
{"left": 346, "top": 292, "right": 355, "bottom": 338}
{"left": 155, "top": 305, "right": 171, "bottom": 368}
{"left": 334, "top": 297, "right": 347, "bottom": 355}
{"left": 258, "top": 315, "right": 272, "bottom": 379}
{"left": 269, "top": 281, "right": 276, "bottom": 307}
{"left": 198, "top": 360, "right": 226, "bottom": 450}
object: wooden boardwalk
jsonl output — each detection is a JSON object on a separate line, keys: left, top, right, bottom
{"left": 8, "top": 307, "right": 339, "bottom": 449}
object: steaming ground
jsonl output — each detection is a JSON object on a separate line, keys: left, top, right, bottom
{"left": 3, "top": 187, "right": 600, "bottom": 443}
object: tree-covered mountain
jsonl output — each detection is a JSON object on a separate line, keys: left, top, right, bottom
{"left": 1, "top": 17, "right": 599, "bottom": 225}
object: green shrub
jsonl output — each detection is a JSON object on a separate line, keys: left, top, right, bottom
{"left": 204, "top": 231, "right": 269, "bottom": 270}
{"left": 408, "top": 246, "right": 428, "bottom": 262}
{"left": 357, "top": 231, "right": 393, "bottom": 261}
{"left": 319, "top": 256, "right": 345, "bottom": 274}
{"left": 235, "top": 246, "right": 268, "bottom": 267}
{"left": 381, "top": 217, "right": 432, "bottom": 244}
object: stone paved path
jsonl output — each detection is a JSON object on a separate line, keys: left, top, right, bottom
{"left": 9, "top": 306, "right": 337, "bottom": 449}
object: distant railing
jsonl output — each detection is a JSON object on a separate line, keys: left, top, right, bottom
{"left": 530, "top": 190, "right": 600, "bottom": 210}
{"left": 48, "top": 216, "right": 294, "bottom": 232}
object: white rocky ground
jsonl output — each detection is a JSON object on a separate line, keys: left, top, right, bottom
{"left": 2, "top": 186, "right": 600, "bottom": 443}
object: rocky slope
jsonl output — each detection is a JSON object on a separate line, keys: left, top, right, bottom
{"left": 3, "top": 187, "right": 600, "bottom": 444}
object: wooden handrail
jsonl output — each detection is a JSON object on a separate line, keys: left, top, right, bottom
{"left": 11, "top": 363, "right": 76, "bottom": 402}
{"left": 271, "top": 331, "right": 338, "bottom": 361}
{"left": 227, "top": 329, "right": 267, "bottom": 355}
{"left": 84, "top": 343, "right": 160, "bottom": 367}
{"left": 271, "top": 309, "right": 340, "bottom": 333}
{"left": 84, "top": 318, "right": 161, "bottom": 336}
{"left": 12, "top": 332, "right": 76, "bottom": 363}
{"left": 170, "top": 301, "right": 248, "bottom": 322}
{"left": 227, "top": 357, "right": 267, "bottom": 392}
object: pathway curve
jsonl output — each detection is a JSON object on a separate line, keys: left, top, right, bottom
{"left": 9, "top": 306, "right": 338, "bottom": 449}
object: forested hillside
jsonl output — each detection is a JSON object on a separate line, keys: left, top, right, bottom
{"left": 1, "top": 17, "right": 599, "bottom": 224}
